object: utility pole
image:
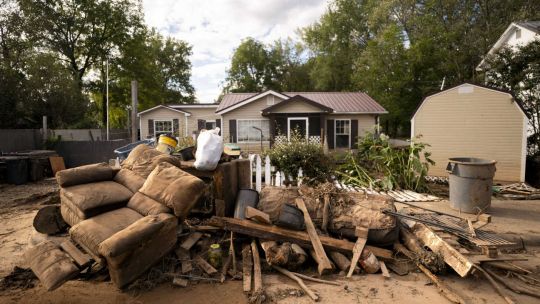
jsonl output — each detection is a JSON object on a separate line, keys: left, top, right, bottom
{"left": 131, "top": 80, "right": 138, "bottom": 142}
{"left": 106, "top": 58, "right": 110, "bottom": 140}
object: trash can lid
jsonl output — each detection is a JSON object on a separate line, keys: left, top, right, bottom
{"left": 448, "top": 157, "right": 496, "bottom": 165}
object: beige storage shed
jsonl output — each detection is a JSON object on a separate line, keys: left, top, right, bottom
{"left": 411, "top": 83, "right": 528, "bottom": 182}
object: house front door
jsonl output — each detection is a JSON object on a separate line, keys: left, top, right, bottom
{"left": 288, "top": 117, "right": 308, "bottom": 139}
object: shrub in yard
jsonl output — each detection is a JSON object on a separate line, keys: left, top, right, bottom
{"left": 265, "top": 130, "right": 333, "bottom": 184}
{"left": 337, "top": 133, "right": 434, "bottom": 191}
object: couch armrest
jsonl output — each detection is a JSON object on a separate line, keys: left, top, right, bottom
{"left": 98, "top": 213, "right": 174, "bottom": 258}
{"left": 56, "top": 163, "right": 114, "bottom": 187}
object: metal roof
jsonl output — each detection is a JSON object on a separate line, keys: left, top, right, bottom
{"left": 516, "top": 21, "right": 540, "bottom": 34}
{"left": 216, "top": 91, "right": 387, "bottom": 114}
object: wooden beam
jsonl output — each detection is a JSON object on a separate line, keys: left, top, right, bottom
{"left": 194, "top": 256, "right": 217, "bottom": 275}
{"left": 208, "top": 216, "right": 393, "bottom": 260}
{"left": 181, "top": 232, "right": 203, "bottom": 251}
{"left": 347, "top": 227, "right": 368, "bottom": 278}
{"left": 245, "top": 207, "right": 271, "bottom": 225}
{"left": 251, "top": 240, "right": 263, "bottom": 293}
{"left": 295, "top": 198, "right": 333, "bottom": 275}
{"left": 242, "top": 243, "right": 252, "bottom": 293}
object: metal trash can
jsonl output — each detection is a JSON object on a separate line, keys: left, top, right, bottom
{"left": 446, "top": 157, "right": 496, "bottom": 213}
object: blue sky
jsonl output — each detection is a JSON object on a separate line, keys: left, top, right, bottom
{"left": 142, "top": 0, "right": 327, "bottom": 103}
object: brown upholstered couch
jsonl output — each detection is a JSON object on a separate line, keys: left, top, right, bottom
{"left": 57, "top": 145, "right": 206, "bottom": 288}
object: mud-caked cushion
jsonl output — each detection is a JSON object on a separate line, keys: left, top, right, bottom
{"left": 61, "top": 181, "right": 133, "bottom": 219}
{"left": 127, "top": 192, "right": 172, "bottom": 216}
{"left": 56, "top": 163, "right": 113, "bottom": 187}
{"left": 69, "top": 208, "right": 143, "bottom": 256}
{"left": 113, "top": 169, "right": 145, "bottom": 193}
{"left": 139, "top": 162, "right": 206, "bottom": 220}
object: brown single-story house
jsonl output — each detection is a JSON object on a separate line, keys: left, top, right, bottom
{"left": 138, "top": 90, "right": 387, "bottom": 152}
{"left": 411, "top": 83, "right": 528, "bottom": 182}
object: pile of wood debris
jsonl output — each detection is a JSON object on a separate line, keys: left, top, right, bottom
{"left": 494, "top": 183, "right": 540, "bottom": 200}
{"left": 134, "top": 183, "right": 540, "bottom": 303}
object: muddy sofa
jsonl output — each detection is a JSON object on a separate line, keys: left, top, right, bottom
{"left": 57, "top": 150, "right": 206, "bottom": 288}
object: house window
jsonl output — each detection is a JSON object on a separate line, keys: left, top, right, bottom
{"left": 238, "top": 119, "right": 270, "bottom": 142}
{"left": 335, "top": 119, "right": 350, "bottom": 148}
{"left": 516, "top": 28, "right": 521, "bottom": 39}
{"left": 154, "top": 120, "right": 173, "bottom": 137}
{"left": 205, "top": 121, "right": 216, "bottom": 130}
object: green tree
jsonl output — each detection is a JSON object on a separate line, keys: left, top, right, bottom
{"left": 484, "top": 40, "right": 540, "bottom": 155}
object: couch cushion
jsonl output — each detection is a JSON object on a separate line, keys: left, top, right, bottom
{"left": 61, "top": 181, "right": 133, "bottom": 219}
{"left": 56, "top": 163, "right": 113, "bottom": 187}
{"left": 113, "top": 169, "right": 145, "bottom": 193}
{"left": 60, "top": 204, "right": 84, "bottom": 227}
{"left": 139, "top": 162, "right": 206, "bottom": 220}
{"left": 127, "top": 192, "right": 172, "bottom": 216}
{"left": 69, "top": 208, "right": 143, "bottom": 256}
{"left": 121, "top": 144, "right": 181, "bottom": 178}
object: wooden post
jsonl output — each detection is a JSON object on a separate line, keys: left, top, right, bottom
{"left": 347, "top": 227, "right": 368, "bottom": 278}
{"left": 131, "top": 80, "right": 138, "bottom": 142}
{"left": 295, "top": 198, "right": 333, "bottom": 275}
{"left": 264, "top": 155, "right": 271, "bottom": 186}
{"left": 251, "top": 240, "right": 263, "bottom": 294}
{"left": 256, "top": 155, "right": 262, "bottom": 192}
{"left": 242, "top": 243, "right": 252, "bottom": 292}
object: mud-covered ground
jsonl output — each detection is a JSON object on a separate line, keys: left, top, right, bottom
{"left": 0, "top": 180, "right": 539, "bottom": 304}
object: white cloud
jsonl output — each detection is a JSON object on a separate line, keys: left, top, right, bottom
{"left": 142, "top": 0, "right": 327, "bottom": 103}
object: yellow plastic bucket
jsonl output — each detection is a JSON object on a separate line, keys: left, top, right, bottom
{"left": 156, "top": 135, "right": 178, "bottom": 154}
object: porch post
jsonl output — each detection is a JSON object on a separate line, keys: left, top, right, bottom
{"left": 320, "top": 114, "right": 326, "bottom": 146}
{"left": 269, "top": 115, "right": 276, "bottom": 148}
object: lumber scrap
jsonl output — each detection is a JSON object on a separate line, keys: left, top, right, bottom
{"left": 220, "top": 254, "right": 232, "bottom": 283}
{"left": 380, "top": 261, "right": 390, "bottom": 279}
{"left": 242, "top": 243, "right": 253, "bottom": 292}
{"left": 60, "top": 240, "right": 93, "bottom": 269}
{"left": 404, "top": 220, "right": 474, "bottom": 277}
{"left": 181, "top": 232, "right": 203, "bottom": 251}
{"left": 245, "top": 207, "right": 271, "bottom": 225}
{"left": 208, "top": 216, "right": 393, "bottom": 260}
{"left": 329, "top": 251, "right": 352, "bottom": 272}
{"left": 251, "top": 240, "right": 263, "bottom": 293}
{"left": 292, "top": 272, "right": 342, "bottom": 286}
{"left": 347, "top": 227, "right": 368, "bottom": 278}
{"left": 172, "top": 277, "right": 189, "bottom": 287}
{"left": 272, "top": 265, "right": 319, "bottom": 301}
{"left": 194, "top": 256, "right": 217, "bottom": 275}
{"left": 295, "top": 198, "right": 333, "bottom": 275}
{"left": 475, "top": 265, "right": 515, "bottom": 304}
{"left": 484, "top": 267, "right": 540, "bottom": 299}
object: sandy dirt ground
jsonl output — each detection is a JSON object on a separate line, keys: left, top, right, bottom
{"left": 0, "top": 180, "right": 539, "bottom": 304}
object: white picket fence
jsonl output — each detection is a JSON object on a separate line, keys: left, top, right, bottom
{"left": 240, "top": 154, "right": 303, "bottom": 192}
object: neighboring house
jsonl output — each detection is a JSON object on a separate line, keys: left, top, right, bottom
{"left": 411, "top": 83, "right": 528, "bottom": 182}
{"left": 138, "top": 90, "right": 387, "bottom": 153}
{"left": 216, "top": 91, "right": 387, "bottom": 152}
{"left": 138, "top": 104, "right": 220, "bottom": 139}
{"left": 477, "top": 21, "right": 540, "bottom": 71}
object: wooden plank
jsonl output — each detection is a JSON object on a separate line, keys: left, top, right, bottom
{"left": 60, "top": 240, "right": 93, "bottom": 269}
{"left": 173, "top": 277, "right": 188, "bottom": 287}
{"left": 251, "top": 240, "right": 263, "bottom": 293}
{"left": 380, "top": 261, "right": 391, "bottom": 279}
{"left": 208, "top": 216, "right": 393, "bottom": 260}
{"left": 245, "top": 207, "right": 271, "bottom": 225}
{"left": 295, "top": 198, "right": 333, "bottom": 275}
{"left": 49, "top": 156, "right": 65, "bottom": 175}
{"left": 194, "top": 255, "right": 217, "bottom": 275}
{"left": 181, "top": 232, "right": 203, "bottom": 251}
{"left": 242, "top": 243, "right": 252, "bottom": 292}
{"left": 347, "top": 227, "right": 368, "bottom": 278}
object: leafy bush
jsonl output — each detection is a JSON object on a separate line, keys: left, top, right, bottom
{"left": 337, "top": 133, "right": 434, "bottom": 191}
{"left": 265, "top": 130, "right": 333, "bottom": 184}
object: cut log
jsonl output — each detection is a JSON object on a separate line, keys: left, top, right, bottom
{"left": 194, "top": 256, "right": 217, "bottom": 275}
{"left": 400, "top": 224, "right": 446, "bottom": 274}
{"left": 329, "top": 251, "right": 352, "bottom": 272}
{"left": 60, "top": 240, "right": 93, "bottom": 269}
{"left": 181, "top": 232, "right": 203, "bottom": 251}
{"left": 272, "top": 265, "right": 319, "bottom": 302}
{"left": 347, "top": 227, "right": 368, "bottom": 278}
{"left": 33, "top": 205, "right": 68, "bottom": 235}
{"left": 242, "top": 243, "right": 253, "bottom": 293}
{"left": 208, "top": 216, "right": 393, "bottom": 260}
{"left": 245, "top": 207, "right": 271, "bottom": 225}
{"left": 295, "top": 198, "right": 333, "bottom": 275}
{"left": 251, "top": 240, "right": 263, "bottom": 293}
{"left": 260, "top": 241, "right": 307, "bottom": 268}
{"left": 359, "top": 249, "right": 380, "bottom": 274}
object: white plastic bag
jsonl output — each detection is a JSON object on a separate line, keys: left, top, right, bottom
{"left": 194, "top": 128, "right": 223, "bottom": 171}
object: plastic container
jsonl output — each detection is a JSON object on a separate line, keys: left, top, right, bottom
{"left": 446, "top": 157, "right": 497, "bottom": 213}
{"left": 234, "top": 189, "right": 259, "bottom": 219}
{"left": 156, "top": 135, "right": 178, "bottom": 154}
{"left": 208, "top": 244, "right": 222, "bottom": 269}
{"left": 114, "top": 139, "right": 155, "bottom": 160}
